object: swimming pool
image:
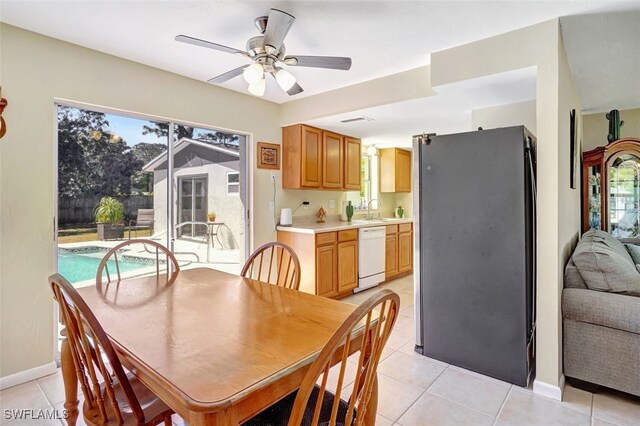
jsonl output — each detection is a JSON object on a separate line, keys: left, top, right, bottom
{"left": 58, "top": 248, "right": 147, "bottom": 283}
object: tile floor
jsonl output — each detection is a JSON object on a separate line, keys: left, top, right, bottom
{"left": 1, "top": 274, "right": 639, "bottom": 425}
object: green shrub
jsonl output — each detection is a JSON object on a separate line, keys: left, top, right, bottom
{"left": 94, "top": 197, "right": 125, "bottom": 223}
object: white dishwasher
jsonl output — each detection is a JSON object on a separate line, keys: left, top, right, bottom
{"left": 356, "top": 226, "right": 386, "bottom": 292}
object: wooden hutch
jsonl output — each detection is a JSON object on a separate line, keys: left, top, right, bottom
{"left": 582, "top": 137, "right": 640, "bottom": 237}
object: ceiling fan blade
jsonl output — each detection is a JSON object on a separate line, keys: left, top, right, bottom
{"left": 208, "top": 66, "right": 247, "bottom": 84}
{"left": 263, "top": 8, "right": 295, "bottom": 52}
{"left": 175, "top": 34, "right": 246, "bottom": 56}
{"left": 284, "top": 55, "right": 352, "bottom": 70}
{"left": 286, "top": 82, "right": 304, "bottom": 96}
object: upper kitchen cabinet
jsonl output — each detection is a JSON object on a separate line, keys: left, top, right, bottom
{"left": 322, "top": 131, "right": 344, "bottom": 188}
{"left": 380, "top": 148, "right": 412, "bottom": 193}
{"left": 344, "top": 137, "right": 362, "bottom": 190}
{"left": 282, "top": 124, "right": 361, "bottom": 191}
{"left": 283, "top": 124, "right": 323, "bottom": 188}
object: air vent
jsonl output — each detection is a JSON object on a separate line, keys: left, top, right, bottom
{"left": 340, "top": 116, "right": 375, "bottom": 123}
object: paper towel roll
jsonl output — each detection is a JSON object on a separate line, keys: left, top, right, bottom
{"left": 280, "top": 208, "right": 293, "bottom": 226}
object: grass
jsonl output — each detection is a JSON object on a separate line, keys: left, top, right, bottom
{"left": 58, "top": 228, "right": 152, "bottom": 244}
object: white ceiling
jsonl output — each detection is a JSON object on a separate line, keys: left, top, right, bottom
{"left": 560, "top": 11, "right": 640, "bottom": 113}
{"left": 1, "top": 1, "right": 637, "bottom": 104}
{"left": 306, "top": 67, "right": 537, "bottom": 147}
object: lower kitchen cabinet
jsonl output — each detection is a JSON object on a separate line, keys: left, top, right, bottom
{"left": 277, "top": 228, "right": 358, "bottom": 298}
{"left": 385, "top": 223, "right": 413, "bottom": 280}
{"left": 316, "top": 244, "right": 338, "bottom": 297}
{"left": 385, "top": 233, "right": 398, "bottom": 278}
{"left": 337, "top": 240, "right": 358, "bottom": 293}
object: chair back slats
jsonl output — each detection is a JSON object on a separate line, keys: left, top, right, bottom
{"left": 50, "top": 274, "right": 145, "bottom": 424}
{"left": 96, "top": 240, "right": 180, "bottom": 286}
{"left": 288, "top": 289, "right": 400, "bottom": 426}
{"left": 241, "top": 242, "right": 301, "bottom": 290}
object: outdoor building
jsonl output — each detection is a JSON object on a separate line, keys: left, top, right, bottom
{"left": 142, "top": 137, "right": 247, "bottom": 257}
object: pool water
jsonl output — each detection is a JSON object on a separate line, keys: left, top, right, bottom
{"left": 58, "top": 250, "right": 146, "bottom": 283}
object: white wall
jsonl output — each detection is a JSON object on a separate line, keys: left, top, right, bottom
{"left": 582, "top": 108, "right": 640, "bottom": 152}
{"left": 0, "top": 23, "right": 280, "bottom": 379}
{"left": 472, "top": 100, "right": 537, "bottom": 136}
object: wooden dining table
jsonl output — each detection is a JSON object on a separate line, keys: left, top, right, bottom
{"left": 62, "top": 267, "right": 378, "bottom": 426}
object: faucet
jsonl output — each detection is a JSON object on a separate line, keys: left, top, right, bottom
{"left": 367, "top": 199, "right": 380, "bottom": 220}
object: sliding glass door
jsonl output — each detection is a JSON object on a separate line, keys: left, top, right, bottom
{"left": 56, "top": 104, "right": 248, "bottom": 285}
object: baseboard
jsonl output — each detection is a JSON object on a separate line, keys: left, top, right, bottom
{"left": 0, "top": 362, "right": 58, "bottom": 390}
{"left": 533, "top": 375, "right": 565, "bottom": 401}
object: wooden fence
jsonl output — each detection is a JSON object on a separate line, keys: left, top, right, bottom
{"left": 58, "top": 195, "right": 154, "bottom": 226}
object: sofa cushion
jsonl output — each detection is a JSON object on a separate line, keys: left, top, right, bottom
{"left": 573, "top": 231, "right": 640, "bottom": 296}
{"left": 625, "top": 244, "right": 640, "bottom": 264}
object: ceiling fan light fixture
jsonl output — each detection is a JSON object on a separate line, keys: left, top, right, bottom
{"left": 248, "top": 78, "right": 266, "bottom": 97}
{"left": 243, "top": 63, "right": 264, "bottom": 85}
{"left": 274, "top": 67, "right": 296, "bottom": 91}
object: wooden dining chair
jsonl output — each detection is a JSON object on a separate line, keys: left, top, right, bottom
{"left": 241, "top": 242, "right": 301, "bottom": 290}
{"left": 243, "top": 289, "right": 400, "bottom": 426}
{"left": 49, "top": 273, "right": 175, "bottom": 426}
{"left": 96, "top": 240, "right": 180, "bottom": 286}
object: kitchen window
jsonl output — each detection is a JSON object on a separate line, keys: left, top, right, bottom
{"left": 227, "top": 171, "right": 240, "bottom": 195}
{"left": 346, "top": 153, "right": 379, "bottom": 210}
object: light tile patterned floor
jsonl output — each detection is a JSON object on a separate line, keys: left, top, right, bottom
{"left": 2, "top": 275, "right": 639, "bottom": 425}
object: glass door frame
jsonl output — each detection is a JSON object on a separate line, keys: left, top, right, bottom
{"left": 53, "top": 98, "right": 253, "bottom": 364}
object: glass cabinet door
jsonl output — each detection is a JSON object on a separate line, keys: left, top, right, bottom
{"left": 587, "top": 165, "right": 602, "bottom": 230}
{"left": 609, "top": 154, "right": 640, "bottom": 238}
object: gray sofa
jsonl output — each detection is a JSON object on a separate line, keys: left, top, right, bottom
{"left": 563, "top": 230, "right": 640, "bottom": 397}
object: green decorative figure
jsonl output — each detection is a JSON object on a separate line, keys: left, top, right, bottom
{"left": 397, "top": 205, "right": 404, "bottom": 218}
{"left": 346, "top": 201, "right": 354, "bottom": 222}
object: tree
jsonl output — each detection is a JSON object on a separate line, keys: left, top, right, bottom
{"left": 142, "top": 122, "right": 198, "bottom": 141}
{"left": 58, "top": 106, "right": 141, "bottom": 198}
{"left": 131, "top": 142, "right": 167, "bottom": 194}
{"left": 141, "top": 122, "right": 239, "bottom": 149}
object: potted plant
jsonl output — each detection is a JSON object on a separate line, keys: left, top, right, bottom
{"left": 207, "top": 211, "right": 217, "bottom": 222}
{"left": 94, "top": 196, "right": 125, "bottom": 240}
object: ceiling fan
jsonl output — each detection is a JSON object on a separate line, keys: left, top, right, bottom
{"left": 175, "top": 8, "right": 352, "bottom": 97}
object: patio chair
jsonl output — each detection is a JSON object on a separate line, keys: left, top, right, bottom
{"left": 96, "top": 240, "right": 180, "bottom": 286}
{"left": 49, "top": 273, "right": 175, "bottom": 425}
{"left": 242, "top": 289, "right": 400, "bottom": 426}
{"left": 241, "top": 242, "right": 301, "bottom": 290}
{"left": 128, "top": 209, "right": 155, "bottom": 240}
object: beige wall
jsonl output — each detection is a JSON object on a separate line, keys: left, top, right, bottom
{"left": 582, "top": 108, "right": 640, "bottom": 152}
{"left": 472, "top": 100, "right": 537, "bottom": 136}
{"left": 0, "top": 23, "right": 281, "bottom": 378}
{"left": 431, "top": 19, "right": 581, "bottom": 391}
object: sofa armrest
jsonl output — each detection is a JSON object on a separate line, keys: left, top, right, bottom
{"left": 562, "top": 288, "right": 640, "bottom": 334}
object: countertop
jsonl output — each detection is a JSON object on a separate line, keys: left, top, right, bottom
{"left": 276, "top": 218, "right": 413, "bottom": 234}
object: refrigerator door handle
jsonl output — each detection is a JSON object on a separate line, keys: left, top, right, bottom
{"left": 526, "top": 138, "right": 537, "bottom": 338}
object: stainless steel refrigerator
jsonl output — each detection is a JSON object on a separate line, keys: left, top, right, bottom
{"left": 414, "top": 126, "right": 536, "bottom": 386}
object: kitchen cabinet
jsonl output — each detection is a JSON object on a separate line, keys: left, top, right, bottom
{"left": 385, "top": 223, "right": 413, "bottom": 280}
{"left": 344, "top": 137, "right": 362, "bottom": 190}
{"left": 337, "top": 240, "right": 358, "bottom": 293}
{"left": 316, "top": 244, "right": 337, "bottom": 297}
{"left": 277, "top": 228, "right": 358, "bottom": 298}
{"left": 398, "top": 231, "right": 413, "bottom": 273}
{"left": 322, "top": 131, "right": 344, "bottom": 188}
{"left": 380, "top": 148, "right": 412, "bottom": 193}
{"left": 283, "top": 124, "right": 323, "bottom": 189}
{"left": 282, "top": 124, "right": 361, "bottom": 191}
